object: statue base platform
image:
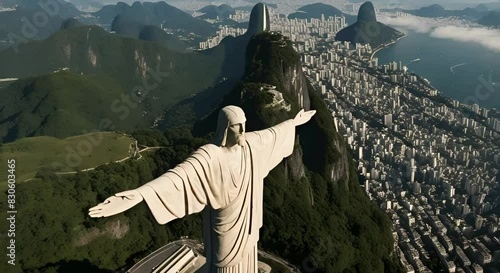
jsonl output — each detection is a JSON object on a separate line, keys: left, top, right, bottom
{"left": 126, "top": 239, "right": 275, "bottom": 273}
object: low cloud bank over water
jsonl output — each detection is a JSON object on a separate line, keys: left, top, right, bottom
{"left": 379, "top": 15, "right": 500, "bottom": 53}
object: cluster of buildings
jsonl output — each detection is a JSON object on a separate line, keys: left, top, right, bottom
{"left": 292, "top": 15, "right": 500, "bottom": 273}
{"left": 198, "top": 11, "right": 348, "bottom": 51}
{"left": 272, "top": 15, "right": 348, "bottom": 41}
{"left": 229, "top": 10, "right": 251, "bottom": 22}
{"left": 198, "top": 25, "right": 247, "bottom": 50}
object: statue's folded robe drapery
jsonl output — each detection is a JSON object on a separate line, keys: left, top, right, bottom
{"left": 136, "top": 119, "right": 295, "bottom": 271}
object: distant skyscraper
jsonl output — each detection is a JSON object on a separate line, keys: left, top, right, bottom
{"left": 391, "top": 61, "right": 397, "bottom": 71}
{"left": 384, "top": 114, "right": 392, "bottom": 128}
{"left": 413, "top": 181, "right": 421, "bottom": 194}
{"left": 475, "top": 216, "right": 484, "bottom": 230}
{"left": 410, "top": 167, "right": 416, "bottom": 182}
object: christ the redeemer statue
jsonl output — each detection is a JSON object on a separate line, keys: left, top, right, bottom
{"left": 89, "top": 106, "right": 316, "bottom": 273}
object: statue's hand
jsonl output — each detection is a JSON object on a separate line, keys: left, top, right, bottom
{"left": 88, "top": 190, "right": 143, "bottom": 218}
{"left": 293, "top": 109, "right": 316, "bottom": 126}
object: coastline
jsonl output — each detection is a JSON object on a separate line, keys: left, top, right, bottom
{"left": 370, "top": 32, "right": 407, "bottom": 60}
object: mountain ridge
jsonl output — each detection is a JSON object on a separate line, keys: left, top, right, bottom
{"left": 93, "top": 1, "right": 217, "bottom": 38}
{"left": 110, "top": 15, "right": 188, "bottom": 52}
{"left": 0, "top": 25, "right": 225, "bottom": 142}
{"left": 479, "top": 10, "right": 500, "bottom": 27}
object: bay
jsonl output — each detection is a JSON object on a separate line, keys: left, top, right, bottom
{"left": 375, "top": 27, "right": 500, "bottom": 110}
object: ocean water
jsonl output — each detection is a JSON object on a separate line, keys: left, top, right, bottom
{"left": 375, "top": 28, "right": 500, "bottom": 110}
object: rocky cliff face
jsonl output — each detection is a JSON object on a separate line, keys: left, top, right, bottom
{"left": 282, "top": 61, "right": 311, "bottom": 110}
{"left": 243, "top": 32, "right": 355, "bottom": 189}
{"left": 244, "top": 33, "right": 310, "bottom": 116}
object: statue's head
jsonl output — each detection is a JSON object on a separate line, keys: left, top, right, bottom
{"left": 212, "top": 105, "right": 246, "bottom": 147}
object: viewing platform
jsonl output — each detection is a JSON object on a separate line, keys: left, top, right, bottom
{"left": 127, "top": 239, "right": 293, "bottom": 273}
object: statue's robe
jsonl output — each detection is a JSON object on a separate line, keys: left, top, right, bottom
{"left": 136, "top": 119, "right": 295, "bottom": 273}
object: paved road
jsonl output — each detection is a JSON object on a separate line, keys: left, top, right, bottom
{"left": 258, "top": 250, "right": 301, "bottom": 273}
{"left": 127, "top": 242, "right": 182, "bottom": 273}
{"left": 55, "top": 145, "right": 167, "bottom": 175}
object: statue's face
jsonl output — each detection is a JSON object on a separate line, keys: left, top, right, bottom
{"left": 227, "top": 123, "right": 246, "bottom": 146}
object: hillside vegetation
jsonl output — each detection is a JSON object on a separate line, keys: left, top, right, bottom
{"left": 0, "top": 26, "right": 225, "bottom": 142}
{"left": 0, "top": 132, "right": 132, "bottom": 184}
{"left": 0, "top": 32, "right": 402, "bottom": 273}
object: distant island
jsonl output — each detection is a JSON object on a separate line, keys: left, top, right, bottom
{"left": 335, "top": 1, "right": 405, "bottom": 52}
{"left": 382, "top": 3, "right": 498, "bottom": 21}
{"left": 479, "top": 11, "right": 500, "bottom": 27}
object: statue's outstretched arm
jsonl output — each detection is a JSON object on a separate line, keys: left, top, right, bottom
{"left": 89, "top": 146, "right": 215, "bottom": 224}
{"left": 88, "top": 190, "right": 143, "bottom": 218}
{"left": 293, "top": 109, "right": 316, "bottom": 126}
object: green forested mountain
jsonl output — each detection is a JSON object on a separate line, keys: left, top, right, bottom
{"left": 0, "top": 132, "right": 131, "bottom": 182}
{"left": 0, "top": 9, "right": 64, "bottom": 42}
{"left": 0, "top": 0, "right": 83, "bottom": 42}
{"left": 0, "top": 72, "right": 141, "bottom": 142}
{"left": 0, "top": 31, "right": 402, "bottom": 273}
{"left": 0, "top": 1, "right": 277, "bottom": 143}
{"left": 0, "top": 25, "right": 221, "bottom": 82}
{"left": 0, "top": 26, "right": 225, "bottom": 142}
{"left": 158, "top": 3, "right": 278, "bottom": 128}
{"left": 93, "top": 1, "right": 216, "bottom": 37}
{"left": 0, "top": 0, "right": 82, "bottom": 17}
{"left": 0, "top": 1, "right": 403, "bottom": 270}
{"left": 110, "top": 15, "right": 189, "bottom": 52}
{"left": 406, "top": 4, "right": 485, "bottom": 20}
{"left": 110, "top": 14, "right": 144, "bottom": 37}
{"left": 61, "top": 18, "right": 85, "bottom": 30}
{"left": 138, "top": 25, "right": 189, "bottom": 52}
{"left": 479, "top": 11, "right": 500, "bottom": 27}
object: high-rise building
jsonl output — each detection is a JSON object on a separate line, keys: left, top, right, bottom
{"left": 475, "top": 216, "right": 484, "bottom": 230}
{"left": 413, "top": 181, "right": 421, "bottom": 194}
{"left": 384, "top": 114, "right": 393, "bottom": 128}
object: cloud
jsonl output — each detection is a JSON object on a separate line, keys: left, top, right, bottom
{"left": 430, "top": 26, "right": 500, "bottom": 53}
{"left": 378, "top": 15, "right": 437, "bottom": 33}
{"left": 378, "top": 14, "right": 500, "bottom": 53}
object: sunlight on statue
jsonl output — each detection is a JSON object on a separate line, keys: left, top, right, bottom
{"left": 88, "top": 105, "right": 316, "bottom": 273}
